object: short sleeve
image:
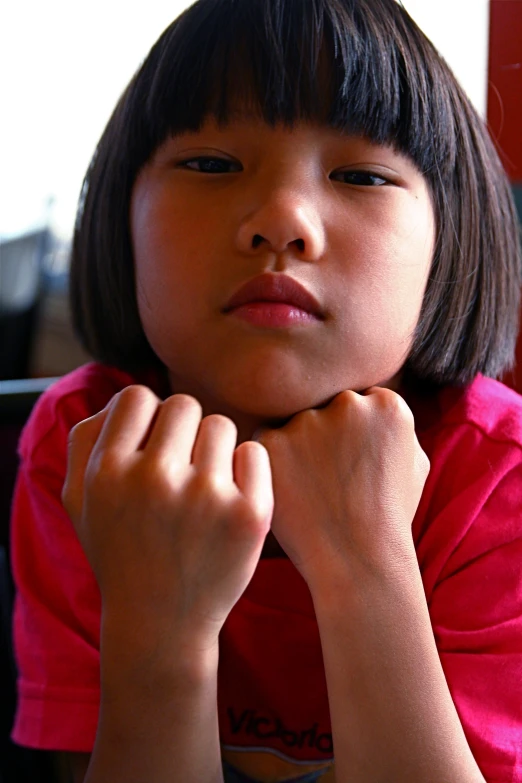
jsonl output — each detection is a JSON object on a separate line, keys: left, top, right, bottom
{"left": 429, "top": 461, "right": 522, "bottom": 783}
{"left": 10, "top": 380, "right": 105, "bottom": 752}
{"left": 9, "top": 362, "right": 170, "bottom": 751}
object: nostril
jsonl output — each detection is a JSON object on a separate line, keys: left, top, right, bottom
{"left": 251, "top": 235, "right": 306, "bottom": 252}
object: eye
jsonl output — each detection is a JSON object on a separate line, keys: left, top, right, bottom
{"left": 177, "top": 156, "right": 241, "bottom": 174}
{"left": 331, "top": 170, "right": 389, "bottom": 186}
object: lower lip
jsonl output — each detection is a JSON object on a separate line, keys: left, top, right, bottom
{"left": 228, "top": 303, "right": 321, "bottom": 327}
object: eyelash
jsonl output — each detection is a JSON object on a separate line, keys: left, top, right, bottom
{"left": 177, "top": 156, "right": 389, "bottom": 186}
{"left": 179, "top": 157, "right": 240, "bottom": 174}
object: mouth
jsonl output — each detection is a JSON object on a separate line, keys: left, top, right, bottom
{"left": 223, "top": 273, "right": 325, "bottom": 325}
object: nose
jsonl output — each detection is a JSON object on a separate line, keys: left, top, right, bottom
{"left": 235, "top": 188, "right": 325, "bottom": 263}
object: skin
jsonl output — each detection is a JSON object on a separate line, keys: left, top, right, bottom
{"left": 61, "top": 118, "right": 485, "bottom": 780}
{"left": 131, "top": 116, "right": 436, "bottom": 438}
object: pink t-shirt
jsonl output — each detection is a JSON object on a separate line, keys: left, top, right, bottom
{"left": 9, "top": 363, "right": 522, "bottom": 782}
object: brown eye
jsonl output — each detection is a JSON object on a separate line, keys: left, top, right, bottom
{"left": 332, "top": 170, "right": 388, "bottom": 186}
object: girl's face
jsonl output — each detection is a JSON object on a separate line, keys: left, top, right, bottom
{"left": 131, "top": 116, "right": 435, "bottom": 436}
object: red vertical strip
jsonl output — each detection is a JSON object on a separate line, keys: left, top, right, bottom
{"left": 488, "top": 1, "right": 522, "bottom": 392}
{"left": 487, "top": 0, "right": 522, "bottom": 183}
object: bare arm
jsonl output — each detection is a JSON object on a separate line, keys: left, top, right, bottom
{"left": 56, "top": 638, "right": 222, "bottom": 783}
{"left": 81, "top": 634, "right": 222, "bottom": 783}
{"left": 257, "top": 388, "right": 487, "bottom": 782}
{"left": 313, "top": 549, "right": 486, "bottom": 783}
{"left": 61, "top": 386, "right": 272, "bottom": 783}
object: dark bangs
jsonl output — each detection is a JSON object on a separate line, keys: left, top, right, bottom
{"left": 133, "top": 0, "right": 454, "bottom": 179}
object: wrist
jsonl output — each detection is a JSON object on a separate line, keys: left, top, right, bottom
{"left": 99, "top": 607, "right": 220, "bottom": 697}
{"left": 308, "top": 535, "right": 420, "bottom": 617}
{"left": 91, "top": 617, "right": 223, "bottom": 783}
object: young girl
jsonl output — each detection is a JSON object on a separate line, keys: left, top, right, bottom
{"left": 9, "top": 0, "right": 522, "bottom": 781}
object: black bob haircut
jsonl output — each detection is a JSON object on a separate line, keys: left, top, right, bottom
{"left": 70, "top": 0, "right": 522, "bottom": 390}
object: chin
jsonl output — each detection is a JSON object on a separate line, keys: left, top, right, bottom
{"left": 222, "top": 370, "right": 404, "bottom": 420}
{"left": 217, "top": 383, "right": 339, "bottom": 421}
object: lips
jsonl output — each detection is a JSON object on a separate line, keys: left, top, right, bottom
{"left": 224, "top": 273, "right": 324, "bottom": 317}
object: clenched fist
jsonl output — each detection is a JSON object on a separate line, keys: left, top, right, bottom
{"left": 62, "top": 385, "right": 274, "bottom": 653}
{"left": 256, "top": 386, "right": 430, "bottom": 592}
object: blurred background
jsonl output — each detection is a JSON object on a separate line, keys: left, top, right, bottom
{"left": 0, "top": 0, "right": 521, "bottom": 386}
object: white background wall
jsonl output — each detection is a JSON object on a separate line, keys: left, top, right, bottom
{"left": 0, "top": 0, "right": 490, "bottom": 241}
{"left": 402, "top": 0, "right": 490, "bottom": 117}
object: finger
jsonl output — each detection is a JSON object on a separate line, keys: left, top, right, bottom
{"left": 144, "top": 394, "right": 203, "bottom": 467}
{"left": 94, "top": 385, "right": 161, "bottom": 455}
{"left": 234, "top": 441, "right": 274, "bottom": 524}
{"left": 62, "top": 403, "right": 113, "bottom": 521}
{"left": 191, "top": 414, "right": 237, "bottom": 483}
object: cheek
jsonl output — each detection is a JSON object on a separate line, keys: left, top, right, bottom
{"left": 132, "top": 194, "right": 202, "bottom": 305}
{"left": 131, "top": 203, "right": 186, "bottom": 350}
{"left": 131, "top": 173, "right": 205, "bottom": 270}
{"left": 333, "top": 196, "right": 435, "bottom": 350}
{"left": 381, "top": 194, "right": 436, "bottom": 311}
{"left": 338, "top": 204, "right": 434, "bottom": 301}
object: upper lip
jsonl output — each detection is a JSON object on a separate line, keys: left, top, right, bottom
{"left": 224, "top": 273, "right": 324, "bottom": 317}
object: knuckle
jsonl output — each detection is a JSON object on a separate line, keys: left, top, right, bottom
{"left": 190, "top": 469, "right": 229, "bottom": 499}
{"left": 333, "top": 389, "right": 358, "bottom": 409}
{"left": 67, "top": 421, "right": 82, "bottom": 447}
{"left": 246, "top": 439, "right": 269, "bottom": 459}
{"left": 118, "top": 384, "right": 158, "bottom": 408}
{"left": 164, "top": 393, "right": 203, "bottom": 417}
{"left": 121, "top": 383, "right": 153, "bottom": 399}
{"left": 329, "top": 390, "right": 361, "bottom": 421}
{"left": 203, "top": 413, "right": 237, "bottom": 436}
{"left": 394, "top": 396, "right": 414, "bottom": 423}
{"left": 376, "top": 388, "right": 413, "bottom": 423}
{"left": 338, "top": 389, "right": 358, "bottom": 403}
{"left": 67, "top": 414, "right": 96, "bottom": 444}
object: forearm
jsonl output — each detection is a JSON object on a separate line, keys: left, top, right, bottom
{"left": 312, "top": 549, "right": 486, "bottom": 783}
{"left": 84, "top": 614, "right": 223, "bottom": 783}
